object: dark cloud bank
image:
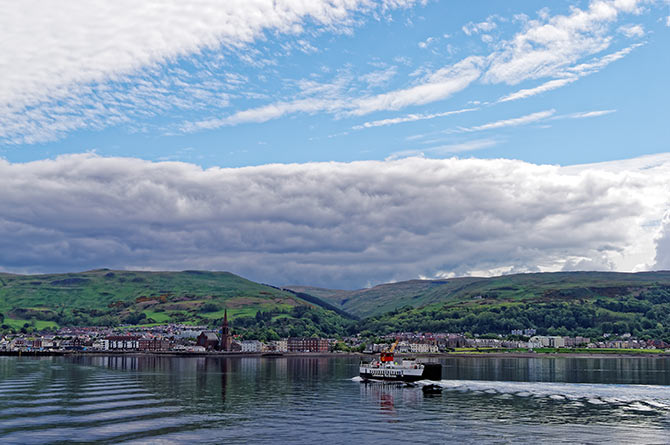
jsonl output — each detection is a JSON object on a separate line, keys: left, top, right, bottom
{"left": 1, "top": 154, "right": 668, "bottom": 288}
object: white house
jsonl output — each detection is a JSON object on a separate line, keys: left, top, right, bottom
{"left": 240, "top": 340, "right": 263, "bottom": 353}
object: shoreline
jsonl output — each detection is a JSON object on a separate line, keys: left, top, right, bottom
{"left": 3, "top": 350, "right": 670, "bottom": 359}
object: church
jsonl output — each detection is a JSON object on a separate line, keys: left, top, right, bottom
{"left": 196, "top": 309, "right": 233, "bottom": 351}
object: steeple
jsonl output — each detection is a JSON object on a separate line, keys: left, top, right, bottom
{"left": 220, "top": 308, "right": 232, "bottom": 351}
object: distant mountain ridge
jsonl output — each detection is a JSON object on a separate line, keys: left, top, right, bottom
{"left": 286, "top": 271, "right": 670, "bottom": 318}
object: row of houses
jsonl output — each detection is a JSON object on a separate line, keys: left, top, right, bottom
{"left": 365, "top": 341, "right": 439, "bottom": 354}
{"left": 195, "top": 333, "right": 330, "bottom": 353}
{"left": 0, "top": 335, "right": 175, "bottom": 352}
{"left": 365, "top": 333, "right": 669, "bottom": 351}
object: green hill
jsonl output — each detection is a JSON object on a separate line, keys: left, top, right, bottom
{"left": 289, "top": 271, "right": 670, "bottom": 318}
{"left": 6, "top": 269, "right": 670, "bottom": 341}
{"left": 0, "top": 269, "right": 352, "bottom": 338}
{"left": 338, "top": 271, "right": 670, "bottom": 341}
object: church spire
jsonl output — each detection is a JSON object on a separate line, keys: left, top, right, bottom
{"left": 220, "top": 308, "right": 232, "bottom": 351}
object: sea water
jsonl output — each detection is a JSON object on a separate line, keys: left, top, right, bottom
{"left": 2, "top": 355, "right": 670, "bottom": 444}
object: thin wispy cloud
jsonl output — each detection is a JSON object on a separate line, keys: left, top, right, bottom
{"left": 0, "top": 0, "right": 651, "bottom": 145}
{"left": 1, "top": 0, "right": 407, "bottom": 111}
{"left": 564, "top": 43, "right": 644, "bottom": 76}
{"left": 557, "top": 109, "right": 617, "bottom": 119}
{"left": 498, "top": 78, "right": 577, "bottom": 103}
{"left": 385, "top": 138, "right": 499, "bottom": 160}
{"left": 497, "top": 43, "right": 644, "bottom": 103}
{"left": 454, "top": 110, "right": 555, "bottom": 133}
{"left": 484, "top": 0, "right": 643, "bottom": 84}
{"left": 178, "top": 1, "right": 644, "bottom": 134}
{"left": 0, "top": 0, "right": 419, "bottom": 144}
{"left": 353, "top": 107, "right": 477, "bottom": 129}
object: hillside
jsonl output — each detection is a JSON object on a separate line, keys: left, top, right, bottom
{"left": 0, "top": 269, "right": 352, "bottom": 337}
{"left": 6, "top": 269, "right": 670, "bottom": 341}
{"left": 287, "top": 271, "right": 670, "bottom": 318}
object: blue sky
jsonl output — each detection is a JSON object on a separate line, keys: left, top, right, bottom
{"left": 2, "top": 0, "right": 668, "bottom": 167}
{"left": 1, "top": 1, "right": 670, "bottom": 288}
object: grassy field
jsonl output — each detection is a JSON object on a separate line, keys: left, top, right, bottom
{"left": 3, "top": 318, "right": 59, "bottom": 330}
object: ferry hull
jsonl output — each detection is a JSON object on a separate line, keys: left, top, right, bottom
{"left": 359, "top": 371, "right": 425, "bottom": 382}
{"left": 359, "top": 363, "right": 441, "bottom": 382}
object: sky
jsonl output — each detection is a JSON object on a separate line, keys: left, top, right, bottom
{"left": 1, "top": 0, "right": 669, "bottom": 289}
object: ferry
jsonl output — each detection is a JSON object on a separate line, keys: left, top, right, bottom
{"left": 359, "top": 339, "right": 441, "bottom": 382}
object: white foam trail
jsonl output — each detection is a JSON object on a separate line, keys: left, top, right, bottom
{"left": 624, "top": 402, "right": 655, "bottom": 412}
{"left": 414, "top": 379, "right": 670, "bottom": 410}
{"left": 350, "top": 376, "right": 363, "bottom": 382}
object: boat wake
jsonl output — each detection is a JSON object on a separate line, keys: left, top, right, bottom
{"left": 413, "top": 379, "right": 670, "bottom": 412}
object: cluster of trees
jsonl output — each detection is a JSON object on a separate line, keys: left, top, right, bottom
{"left": 0, "top": 306, "right": 134, "bottom": 331}
{"left": 219, "top": 305, "right": 354, "bottom": 341}
{"left": 356, "top": 286, "right": 670, "bottom": 341}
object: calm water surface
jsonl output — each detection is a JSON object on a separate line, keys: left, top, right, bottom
{"left": 2, "top": 355, "right": 670, "bottom": 444}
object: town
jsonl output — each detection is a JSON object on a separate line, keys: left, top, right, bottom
{"left": 2, "top": 315, "right": 669, "bottom": 355}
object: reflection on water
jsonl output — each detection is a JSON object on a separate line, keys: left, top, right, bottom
{"left": 2, "top": 355, "right": 670, "bottom": 443}
{"left": 441, "top": 356, "right": 670, "bottom": 385}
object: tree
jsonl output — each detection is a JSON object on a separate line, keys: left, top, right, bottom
{"left": 201, "top": 303, "right": 221, "bottom": 313}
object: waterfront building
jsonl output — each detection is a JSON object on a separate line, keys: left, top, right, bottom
{"left": 105, "top": 335, "right": 140, "bottom": 350}
{"left": 287, "top": 337, "right": 329, "bottom": 353}
{"left": 196, "top": 332, "right": 219, "bottom": 350}
{"left": 139, "top": 338, "right": 172, "bottom": 351}
{"left": 273, "top": 339, "right": 288, "bottom": 352}
{"left": 240, "top": 340, "right": 263, "bottom": 353}
{"left": 410, "top": 342, "right": 435, "bottom": 354}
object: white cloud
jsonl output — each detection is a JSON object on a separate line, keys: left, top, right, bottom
{"left": 618, "top": 24, "right": 645, "bottom": 37}
{"left": 564, "top": 43, "right": 643, "bottom": 75}
{"left": 385, "top": 138, "right": 499, "bottom": 160}
{"left": 1, "top": 1, "right": 397, "bottom": 111}
{"left": 0, "top": 0, "right": 422, "bottom": 143}
{"left": 666, "top": 16, "right": 670, "bottom": 27}
{"left": 182, "top": 98, "right": 344, "bottom": 131}
{"left": 484, "top": 0, "right": 643, "bottom": 84}
{"left": 0, "top": 0, "right": 649, "bottom": 142}
{"left": 0, "top": 66, "right": 238, "bottom": 144}
{"left": 455, "top": 110, "right": 555, "bottom": 133}
{"left": 462, "top": 18, "right": 498, "bottom": 36}
{"left": 353, "top": 107, "right": 476, "bottom": 129}
{"left": 560, "top": 109, "right": 617, "bottom": 119}
{"left": 654, "top": 211, "right": 670, "bottom": 269}
{"left": 359, "top": 66, "right": 398, "bottom": 87}
{"left": 1, "top": 153, "right": 668, "bottom": 288}
{"left": 181, "top": 1, "right": 644, "bottom": 133}
{"left": 497, "top": 42, "right": 643, "bottom": 103}
{"left": 418, "top": 37, "right": 435, "bottom": 48}
{"left": 498, "top": 77, "right": 577, "bottom": 103}
{"left": 185, "top": 56, "right": 483, "bottom": 130}
{"left": 344, "top": 56, "right": 484, "bottom": 116}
